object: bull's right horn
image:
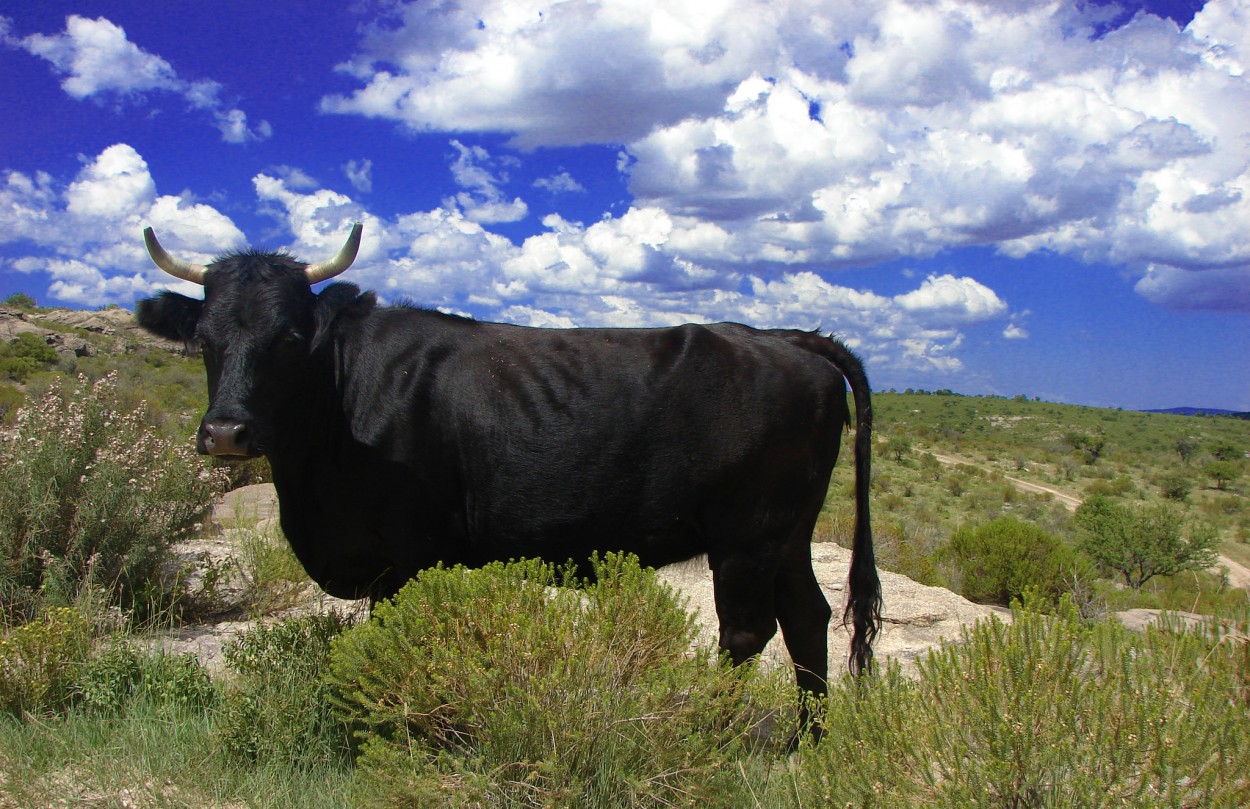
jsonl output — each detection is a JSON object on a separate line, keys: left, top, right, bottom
{"left": 305, "top": 222, "right": 363, "bottom": 284}
{"left": 143, "top": 227, "right": 208, "bottom": 285}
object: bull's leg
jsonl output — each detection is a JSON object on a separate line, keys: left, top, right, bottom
{"left": 774, "top": 549, "right": 833, "bottom": 742}
{"left": 710, "top": 554, "right": 779, "bottom": 666}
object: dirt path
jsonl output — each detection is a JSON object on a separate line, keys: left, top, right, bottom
{"left": 930, "top": 451, "right": 1249, "bottom": 590}
{"left": 931, "top": 453, "right": 1083, "bottom": 511}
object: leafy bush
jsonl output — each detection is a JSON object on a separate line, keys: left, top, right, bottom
{"left": 944, "top": 516, "right": 1083, "bottom": 606}
{"left": 0, "top": 606, "right": 92, "bottom": 716}
{"left": 0, "top": 374, "right": 228, "bottom": 621}
{"left": 1084, "top": 474, "right": 1137, "bottom": 498}
{"left": 1157, "top": 472, "right": 1193, "bottom": 500}
{"left": 216, "top": 611, "right": 355, "bottom": 769}
{"left": 2, "top": 292, "right": 38, "bottom": 309}
{"left": 329, "top": 554, "right": 760, "bottom": 808}
{"left": 803, "top": 601, "right": 1250, "bottom": 807}
{"left": 74, "top": 643, "right": 215, "bottom": 716}
{"left": 0, "top": 332, "right": 59, "bottom": 382}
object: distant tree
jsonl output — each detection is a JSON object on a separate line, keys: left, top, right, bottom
{"left": 1174, "top": 436, "right": 1199, "bottom": 465}
{"left": 1074, "top": 496, "right": 1218, "bottom": 591}
{"left": 2, "top": 293, "right": 36, "bottom": 309}
{"left": 883, "top": 435, "right": 912, "bottom": 462}
{"left": 1209, "top": 441, "right": 1244, "bottom": 463}
{"left": 1065, "top": 430, "right": 1107, "bottom": 465}
{"left": 919, "top": 452, "right": 942, "bottom": 482}
{"left": 1204, "top": 461, "right": 1243, "bottom": 491}
{"left": 1157, "top": 473, "right": 1192, "bottom": 501}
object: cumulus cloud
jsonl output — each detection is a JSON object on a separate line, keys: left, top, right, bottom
{"left": 321, "top": 0, "right": 1250, "bottom": 312}
{"left": 533, "top": 171, "right": 585, "bottom": 194}
{"left": 253, "top": 170, "right": 517, "bottom": 308}
{"left": 251, "top": 173, "right": 1006, "bottom": 371}
{"left": 344, "top": 158, "right": 374, "bottom": 193}
{"left": 7, "top": 15, "right": 270, "bottom": 142}
{"left": 0, "top": 136, "right": 1012, "bottom": 371}
{"left": 0, "top": 143, "right": 243, "bottom": 306}
{"left": 443, "top": 140, "right": 529, "bottom": 224}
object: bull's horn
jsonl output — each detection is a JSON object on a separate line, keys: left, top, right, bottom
{"left": 305, "top": 222, "right": 363, "bottom": 284}
{"left": 144, "top": 227, "right": 208, "bottom": 285}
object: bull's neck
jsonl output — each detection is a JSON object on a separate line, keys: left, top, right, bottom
{"left": 263, "top": 353, "right": 347, "bottom": 498}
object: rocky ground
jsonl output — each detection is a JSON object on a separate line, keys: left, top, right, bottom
{"left": 156, "top": 483, "right": 1008, "bottom": 679}
{"left": 0, "top": 304, "right": 180, "bottom": 359}
{"left": 159, "top": 481, "right": 1246, "bottom": 680}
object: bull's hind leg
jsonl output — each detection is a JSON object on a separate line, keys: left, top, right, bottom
{"left": 775, "top": 547, "right": 833, "bottom": 741}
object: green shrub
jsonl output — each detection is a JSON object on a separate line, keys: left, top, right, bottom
{"left": 216, "top": 612, "right": 355, "bottom": 769}
{"left": 329, "top": 554, "right": 759, "bottom": 808}
{"left": 1158, "top": 472, "right": 1193, "bottom": 501}
{"left": 944, "top": 516, "right": 1083, "bottom": 606}
{"left": 2, "top": 293, "right": 38, "bottom": 309}
{"left": 1084, "top": 474, "right": 1137, "bottom": 498}
{"left": 0, "top": 374, "right": 228, "bottom": 621}
{"left": 804, "top": 601, "right": 1250, "bottom": 807}
{"left": 0, "top": 606, "right": 92, "bottom": 716}
{"left": 74, "top": 644, "right": 215, "bottom": 716}
{"left": 0, "top": 333, "right": 59, "bottom": 382}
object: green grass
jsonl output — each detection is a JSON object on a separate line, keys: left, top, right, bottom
{"left": 0, "top": 699, "right": 353, "bottom": 809}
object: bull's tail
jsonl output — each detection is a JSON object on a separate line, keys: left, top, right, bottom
{"left": 810, "top": 336, "right": 881, "bottom": 675}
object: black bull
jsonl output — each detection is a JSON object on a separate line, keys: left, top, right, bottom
{"left": 135, "top": 223, "right": 881, "bottom": 717}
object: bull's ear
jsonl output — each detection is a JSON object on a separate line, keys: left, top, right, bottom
{"left": 135, "top": 292, "right": 202, "bottom": 343}
{"left": 312, "top": 283, "right": 376, "bottom": 352}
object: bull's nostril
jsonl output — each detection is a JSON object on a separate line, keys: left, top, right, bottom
{"left": 201, "top": 419, "right": 250, "bottom": 456}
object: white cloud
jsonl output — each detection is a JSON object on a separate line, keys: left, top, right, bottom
{"left": 533, "top": 171, "right": 585, "bottom": 194}
{"left": 321, "top": 0, "right": 1250, "bottom": 312}
{"left": 15, "top": 14, "right": 178, "bottom": 99}
{"left": 0, "top": 143, "right": 243, "bottom": 306}
{"left": 894, "top": 274, "right": 1008, "bottom": 325}
{"left": 344, "top": 159, "right": 374, "bottom": 193}
{"left": 444, "top": 141, "right": 528, "bottom": 224}
{"left": 253, "top": 171, "right": 516, "bottom": 309}
{"left": 0, "top": 137, "right": 1013, "bottom": 374}
{"left": 251, "top": 172, "right": 1007, "bottom": 371}
{"left": 8, "top": 15, "right": 271, "bottom": 143}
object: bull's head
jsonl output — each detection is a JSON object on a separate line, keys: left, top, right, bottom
{"left": 136, "top": 224, "right": 365, "bottom": 459}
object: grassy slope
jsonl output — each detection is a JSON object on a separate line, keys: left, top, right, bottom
{"left": 3, "top": 309, "right": 1249, "bottom": 807}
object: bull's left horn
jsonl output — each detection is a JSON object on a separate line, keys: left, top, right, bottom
{"left": 305, "top": 222, "right": 363, "bottom": 284}
{"left": 144, "top": 227, "right": 208, "bottom": 285}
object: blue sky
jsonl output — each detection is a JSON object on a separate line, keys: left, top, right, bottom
{"left": 1, "top": 0, "right": 1246, "bottom": 410}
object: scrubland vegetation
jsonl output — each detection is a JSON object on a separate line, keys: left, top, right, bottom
{"left": 824, "top": 390, "right": 1250, "bottom": 619}
{"left": 1, "top": 304, "right": 1248, "bottom": 806}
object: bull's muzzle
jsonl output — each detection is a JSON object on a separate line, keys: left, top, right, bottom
{"left": 199, "top": 418, "right": 254, "bottom": 459}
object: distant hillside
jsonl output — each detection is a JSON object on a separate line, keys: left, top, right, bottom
{"left": 1143, "top": 407, "right": 1250, "bottom": 419}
